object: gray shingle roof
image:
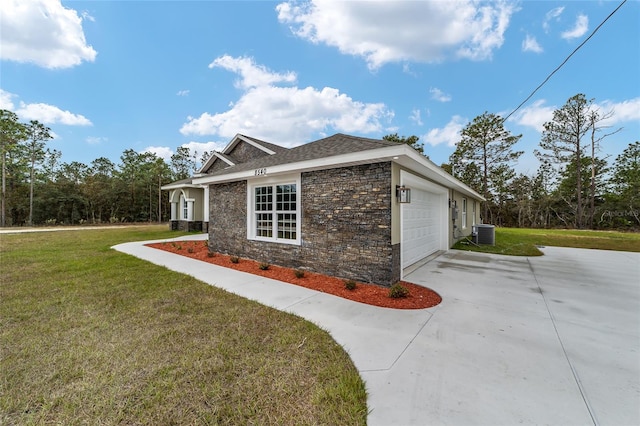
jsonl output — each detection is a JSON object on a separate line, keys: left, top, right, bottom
{"left": 208, "top": 133, "right": 399, "bottom": 177}
{"left": 239, "top": 134, "right": 290, "bottom": 154}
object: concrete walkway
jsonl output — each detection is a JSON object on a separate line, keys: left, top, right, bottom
{"left": 113, "top": 236, "right": 640, "bottom": 426}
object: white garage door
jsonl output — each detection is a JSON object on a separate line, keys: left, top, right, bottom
{"left": 401, "top": 173, "right": 448, "bottom": 269}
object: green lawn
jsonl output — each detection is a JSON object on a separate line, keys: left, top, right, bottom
{"left": 453, "top": 227, "right": 640, "bottom": 256}
{"left": 0, "top": 225, "right": 367, "bottom": 425}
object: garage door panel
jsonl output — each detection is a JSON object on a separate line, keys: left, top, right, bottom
{"left": 402, "top": 187, "right": 444, "bottom": 269}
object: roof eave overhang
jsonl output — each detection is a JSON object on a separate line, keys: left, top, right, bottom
{"left": 160, "top": 183, "right": 205, "bottom": 191}
{"left": 192, "top": 144, "right": 484, "bottom": 200}
{"left": 398, "top": 147, "right": 485, "bottom": 200}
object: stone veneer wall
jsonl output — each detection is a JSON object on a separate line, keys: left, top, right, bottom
{"left": 208, "top": 162, "right": 400, "bottom": 286}
{"left": 227, "top": 141, "right": 270, "bottom": 164}
{"left": 205, "top": 158, "right": 229, "bottom": 174}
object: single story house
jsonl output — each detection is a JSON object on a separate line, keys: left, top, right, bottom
{"left": 165, "top": 133, "right": 483, "bottom": 286}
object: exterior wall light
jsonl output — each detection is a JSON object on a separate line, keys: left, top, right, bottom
{"left": 396, "top": 185, "right": 411, "bottom": 203}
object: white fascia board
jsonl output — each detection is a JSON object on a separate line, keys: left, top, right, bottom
{"left": 197, "top": 149, "right": 238, "bottom": 174}
{"left": 160, "top": 183, "right": 205, "bottom": 191}
{"left": 201, "top": 152, "right": 236, "bottom": 171}
{"left": 399, "top": 148, "right": 485, "bottom": 200}
{"left": 214, "top": 152, "right": 235, "bottom": 166}
{"left": 193, "top": 145, "right": 405, "bottom": 185}
{"left": 198, "top": 134, "right": 276, "bottom": 174}
{"left": 193, "top": 143, "right": 484, "bottom": 201}
{"left": 198, "top": 156, "right": 216, "bottom": 174}
{"left": 198, "top": 134, "right": 241, "bottom": 173}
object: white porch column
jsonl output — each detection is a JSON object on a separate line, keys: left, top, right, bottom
{"left": 170, "top": 202, "right": 177, "bottom": 221}
{"left": 203, "top": 186, "right": 210, "bottom": 222}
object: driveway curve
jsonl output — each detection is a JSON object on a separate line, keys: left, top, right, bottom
{"left": 114, "top": 237, "right": 640, "bottom": 426}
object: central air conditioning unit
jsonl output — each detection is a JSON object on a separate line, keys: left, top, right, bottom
{"left": 473, "top": 224, "right": 495, "bottom": 245}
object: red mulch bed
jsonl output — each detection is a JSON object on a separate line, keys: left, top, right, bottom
{"left": 146, "top": 240, "right": 441, "bottom": 310}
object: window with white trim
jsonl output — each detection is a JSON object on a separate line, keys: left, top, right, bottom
{"left": 462, "top": 198, "right": 467, "bottom": 229}
{"left": 472, "top": 200, "right": 476, "bottom": 226}
{"left": 251, "top": 182, "right": 299, "bottom": 243}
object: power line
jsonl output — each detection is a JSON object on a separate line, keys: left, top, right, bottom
{"left": 502, "top": 0, "right": 628, "bottom": 123}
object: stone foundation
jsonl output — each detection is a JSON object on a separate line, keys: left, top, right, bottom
{"left": 170, "top": 220, "right": 207, "bottom": 233}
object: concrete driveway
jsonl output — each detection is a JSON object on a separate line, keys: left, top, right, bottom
{"left": 388, "top": 247, "right": 640, "bottom": 426}
{"left": 115, "top": 238, "right": 639, "bottom": 426}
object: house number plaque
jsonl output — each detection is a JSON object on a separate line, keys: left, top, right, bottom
{"left": 254, "top": 168, "right": 267, "bottom": 176}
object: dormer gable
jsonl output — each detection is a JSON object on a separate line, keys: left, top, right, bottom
{"left": 198, "top": 134, "right": 289, "bottom": 174}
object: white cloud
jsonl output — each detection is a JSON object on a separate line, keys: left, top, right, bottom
{"left": 543, "top": 6, "right": 564, "bottom": 32}
{"left": 177, "top": 90, "right": 190, "bottom": 97}
{"left": 508, "top": 99, "right": 555, "bottom": 132}
{"left": 423, "top": 115, "right": 467, "bottom": 147}
{"left": 409, "top": 109, "right": 423, "bottom": 126}
{"left": 209, "top": 55, "right": 296, "bottom": 89}
{"left": 429, "top": 87, "right": 452, "bottom": 103}
{"left": 598, "top": 97, "right": 640, "bottom": 126}
{"left": 1, "top": 89, "right": 92, "bottom": 126}
{"left": 508, "top": 98, "right": 640, "bottom": 133}
{"left": 81, "top": 10, "right": 95, "bottom": 22}
{"left": 86, "top": 136, "right": 107, "bottom": 145}
{"left": 16, "top": 101, "right": 92, "bottom": 126}
{"left": 181, "top": 55, "right": 393, "bottom": 145}
{"left": 402, "top": 63, "right": 417, "bottom": 77}
{"left": 561, "top": 14, "right": 588, "bottom": 40}
{"left": 0, "top": 0, "right": 97, "bottom": 69}
{"left": 0, "top": 89, "right": 16, "bottom": 110}
{"left": 142, "top": 146, "right": 174, "bottom": 161}
{"left": 402, "top": 64, "right": 418, "bottom": 77}
{"left": 276, "top": 0, "right": 517, "bottom": 70}
{"left": 522, "top": 34, "right": 543, "bottom": 53}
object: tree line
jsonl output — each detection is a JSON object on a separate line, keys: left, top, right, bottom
{"left": 2, "top": 93, "right": 638, "bottom": 229}
{"left": 0, "top": 109, "right": 204, "bottom": 227}
{"left": 388, "top": 93, "right": 639, "bottom": 230}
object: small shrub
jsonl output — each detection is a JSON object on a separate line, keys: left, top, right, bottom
{"left": 294, "top": 269, "right": 305, "bottom": 279}
{"left": 176, "top": 244, "right": 182, "bottom": 251}
{"left": 203, "top": 240, "right": 209, "bottom": 247}
{"left": 187, "top": 247, "right": 194, "bottom": 254}
{"left": 388, "top": 283, "right": 409, "bottom": 299}
{"left": 207, "top": 251, "right": 215, "bottom": 258}
{"left": 230, "top": 256, "right": 240, "bottom": 264}
{"left": 259, "top": 262, "right": 270, "bottom": 270}
{"left": 344, "top": 279, "right": 357, "bottom": 291}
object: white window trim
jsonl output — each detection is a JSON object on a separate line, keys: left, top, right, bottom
{"left": 179, "top": 194, "right": 195, "bottom": 221}
{"left": 472, "top": 200, "right": 476, "bottom": 227}
{"left": 462, "top": 198, "right": 467, "bottom": 229}
{"left": 247, "top": 173, "right": 301, "bottom": 246}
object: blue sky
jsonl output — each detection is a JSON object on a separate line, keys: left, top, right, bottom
{"left": 1, "top": 0, "right": 638, "bottom": 175}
